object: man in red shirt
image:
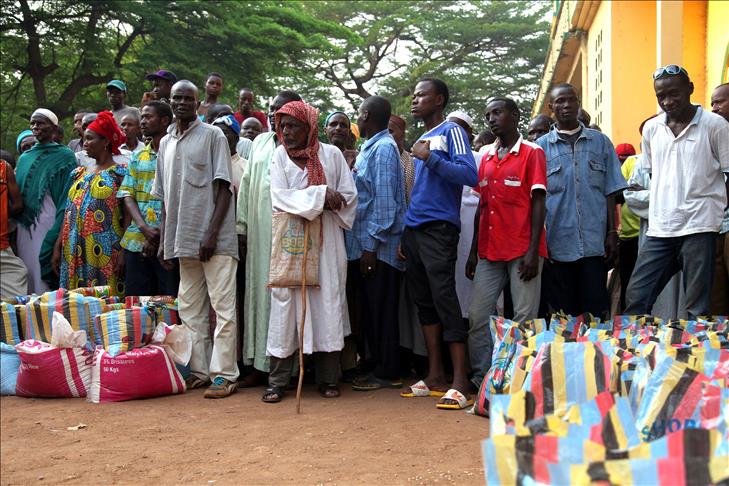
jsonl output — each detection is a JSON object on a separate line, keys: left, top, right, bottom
{"left": 465, "top": 97, "right": 547, "bottom": 389}
{"left": 234, "top": 88, "right": 269, "bottom": 131}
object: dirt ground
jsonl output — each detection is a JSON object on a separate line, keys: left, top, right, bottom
{"left": 1, "top": 386, "right": 487, "bottom": 485}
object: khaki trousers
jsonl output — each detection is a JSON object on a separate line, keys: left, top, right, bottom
{"left": 0, "top": 248, "right": 28, "bottom": 300}
{"left": 178, "top": 255, "right": 239, "bottom": 382}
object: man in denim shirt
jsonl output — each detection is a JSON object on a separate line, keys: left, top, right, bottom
{"left": 346, "top": 96, "right": 406, "bottom": 391}
{"left": 537, "top": 83, "right": 626, "bottom": 320}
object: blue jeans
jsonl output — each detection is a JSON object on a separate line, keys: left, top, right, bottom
{"left": 625, "top": 233, "right": 715, "bottom": 319}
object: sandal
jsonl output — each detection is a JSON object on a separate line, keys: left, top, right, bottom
{"left": 318, "top": 383, "right": 340, "bottom": 398}
{"left": 436, "top": 389, "right": 474, "bottom": 410}
{"left": 400, "top": 380, "right": 447, "bottom": 398}
{"left": 261, "top": 386, "right": 285, "bottom": 403}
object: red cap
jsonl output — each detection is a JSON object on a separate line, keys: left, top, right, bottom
{"left": 616, "top": 143, "right": 636, "bottom": 158}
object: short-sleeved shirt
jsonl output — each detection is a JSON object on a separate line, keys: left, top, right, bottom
{"left": 116, "top": 143, "right": 162, "bottom": 253}
{"left": 476, "top": 137, "right": 548, "bottom": 261}
{"left": 619, "top": 155, "right": 641, "bottom": 240}
{"left": 641, "top": 106, "right": 729, "bottom": 237}
{"left": 537, "top": 126, "right": 627, "bottom": 262}
{"left": 151, "top": 119, "right": 238, "bottom": 260}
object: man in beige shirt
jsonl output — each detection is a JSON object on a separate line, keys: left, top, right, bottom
{"left": 152, "top": 80, "right": 239, "bottom": 398}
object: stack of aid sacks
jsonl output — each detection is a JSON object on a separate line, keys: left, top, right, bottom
{"left": 476, "top": 314, "right": 729, "bottom": 486}
{"left": 0, "top": 288, "right": 188, "bottom": 402}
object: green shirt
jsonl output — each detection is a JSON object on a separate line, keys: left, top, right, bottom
{"left": 620, "top": 155, "right": 641, "bottom": 240}
{"left": 117, "top": 144, "right": 162, "bottom": 252}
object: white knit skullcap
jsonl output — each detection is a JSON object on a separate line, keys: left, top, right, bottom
{"left": 447, "top": 110, "right": 474, "bottom": 129}
{"left": 31, "top": 108, "right": 59, "bottom": 126}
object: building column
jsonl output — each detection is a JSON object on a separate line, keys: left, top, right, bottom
{"left": 656, "top": 0, "right": 684, "bottom": 68}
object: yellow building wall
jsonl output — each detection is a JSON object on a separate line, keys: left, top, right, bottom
{"left": 682, "top": 0, "right": 707, "bottom": 106}
{"left": 586, "top": 1, "right": 612, "bottom": 134}
{"left": 705, "top": 0, "right": 729, "bottom": 105}
{"left": 610, "top": 0, "right": 657, "bottom": 149}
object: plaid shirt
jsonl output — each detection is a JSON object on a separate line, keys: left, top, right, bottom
{"left": 116, "top": 144, "right": 162, "bottom": 252}
{"left": 345, "top": 129, "right": 405, "bottom": 270}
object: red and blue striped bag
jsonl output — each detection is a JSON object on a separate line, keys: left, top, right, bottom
{"left": 93, "top": 307, "right": 156, "bottom": 357}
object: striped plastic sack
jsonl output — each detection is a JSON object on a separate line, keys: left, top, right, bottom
{"left": 489, "top": 317, "right": 532, "bottom": 350}
{"left": 562, "top": 455, "right": 729, "bottom": 486}
{"left": 548, "top": 313, "right": 596, "bottom": 340}
{"left": 93, "top": 307, "right": 156, "bottom": 357}
{"left": 124, "top": 296, "right": 179, "bottom": 326}
{"left": 0, "top": 301, "right": 21, "bottom": 345}
{"left": 522, "top": 341, "right": 612, "bottom": 418}
{"left": 569, "top": 395, "right": 642, "bottom": 451}
{"left": 20, "top": 289, "right": 95, "bottom": 345}
{"left": 1, "top": 342, "right": 20, "bottom": 395}
{"left": 635, "top": 356, "right": 711, "bottom": 442}
{"left": 70, "top": 286, "right": 111, "bottom": 298}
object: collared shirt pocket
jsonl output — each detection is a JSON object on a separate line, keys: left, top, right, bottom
{"left": 546, "top": 161, "right": 564, "bottom": 193}
{"left": 184, "top": 159, "right": 212, "bottom": 188}
{"left": 587, "top": 159, "right": 606, "bottom": 190}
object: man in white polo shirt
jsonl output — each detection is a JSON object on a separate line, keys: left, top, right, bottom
{"left": 625, "top": 66, "right": 729, "bottom": 319}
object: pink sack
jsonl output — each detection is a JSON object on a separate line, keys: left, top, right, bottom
{"left": 15, "top": 340, "right": 93, "bottom": 398}
{"left": 15, "top": 312, "right": 93, "bottom": 398}
{"left": 88, "top": 345, "right": 186, "bottom": 403}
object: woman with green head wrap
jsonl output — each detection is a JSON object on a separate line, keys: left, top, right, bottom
{"left": 16, "top": 130, "right": 36, "bottom": 155}
{"left": 14, "top": 109, "right": 77, "bottom": 292}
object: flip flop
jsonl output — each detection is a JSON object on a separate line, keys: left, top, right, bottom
{"left": 436, "top": 389, "right": 474, "bottom": 410}
{"left": 400, "top": 380, "right": 447, "bottom": 398}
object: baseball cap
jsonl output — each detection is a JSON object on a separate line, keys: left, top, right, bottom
{"left": 145, "top": 70, "right": 177, "bottom": 83}
{"left": 615, "top": 143, "right": 636, "bottom": 158}
{"left": 106, "top": 80, "right": 127, "bottom": 93}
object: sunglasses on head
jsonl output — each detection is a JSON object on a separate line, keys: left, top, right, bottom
{"left": 653, "top": 64, "right": 688, "bottom": 80}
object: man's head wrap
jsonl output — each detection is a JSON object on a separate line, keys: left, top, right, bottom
{"left": 275, "top": 101, "right": 326, "bottom": 187}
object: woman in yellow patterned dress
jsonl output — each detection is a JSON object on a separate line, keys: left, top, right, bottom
{"left": 52, "top": 111, "right": 128, "bottom": 295}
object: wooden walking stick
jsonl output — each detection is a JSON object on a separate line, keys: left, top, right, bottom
{"left": 296, "top": 220, "right": 310, "bottom": 414}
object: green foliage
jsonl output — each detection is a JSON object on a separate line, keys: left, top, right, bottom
{"left": 0, "top": 0, "right": 549, "bottom": 153}
{"left": 0, "top": 0, "right": 345, "bottom": 151}
{"left": 300, "top": 0, "right": 550, "bottom": 143}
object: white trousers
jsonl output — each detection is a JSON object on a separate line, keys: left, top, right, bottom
{"left": 178, "top": 255, "right": 239, "bottom": 382}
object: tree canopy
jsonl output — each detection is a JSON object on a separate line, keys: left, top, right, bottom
{"left": 1, "top": 0, "right": 549, "bottom": 151}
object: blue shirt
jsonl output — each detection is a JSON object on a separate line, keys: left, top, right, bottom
{"left": 405, "top": 121, "right": 478, "bottom": 230}
{"left": 537, "top": 126, "right": 627, "bottom": 262}
{"left": 345, "top": 129, "right": 405, "bottom": 270}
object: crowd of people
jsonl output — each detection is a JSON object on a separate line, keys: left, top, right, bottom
{"left": 0, "top": 65, "right": 727, "bottom": 407}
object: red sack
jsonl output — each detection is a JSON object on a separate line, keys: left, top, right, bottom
{"left": 88, "top": 345, "right": 186, "bottom": 403}
{"left": 15, "top": 340, "right": 93, "bottom": 398}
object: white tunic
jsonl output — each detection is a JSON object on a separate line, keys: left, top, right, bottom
{"left": 267, "top": 143, "right": 357, "bottom": 357}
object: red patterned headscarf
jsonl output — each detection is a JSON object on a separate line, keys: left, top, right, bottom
{"left": 275, "top": 101, "right": 327, "bottom": 186}
{"left": 87, "top": 111, "right": 126, "bottom": 155}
